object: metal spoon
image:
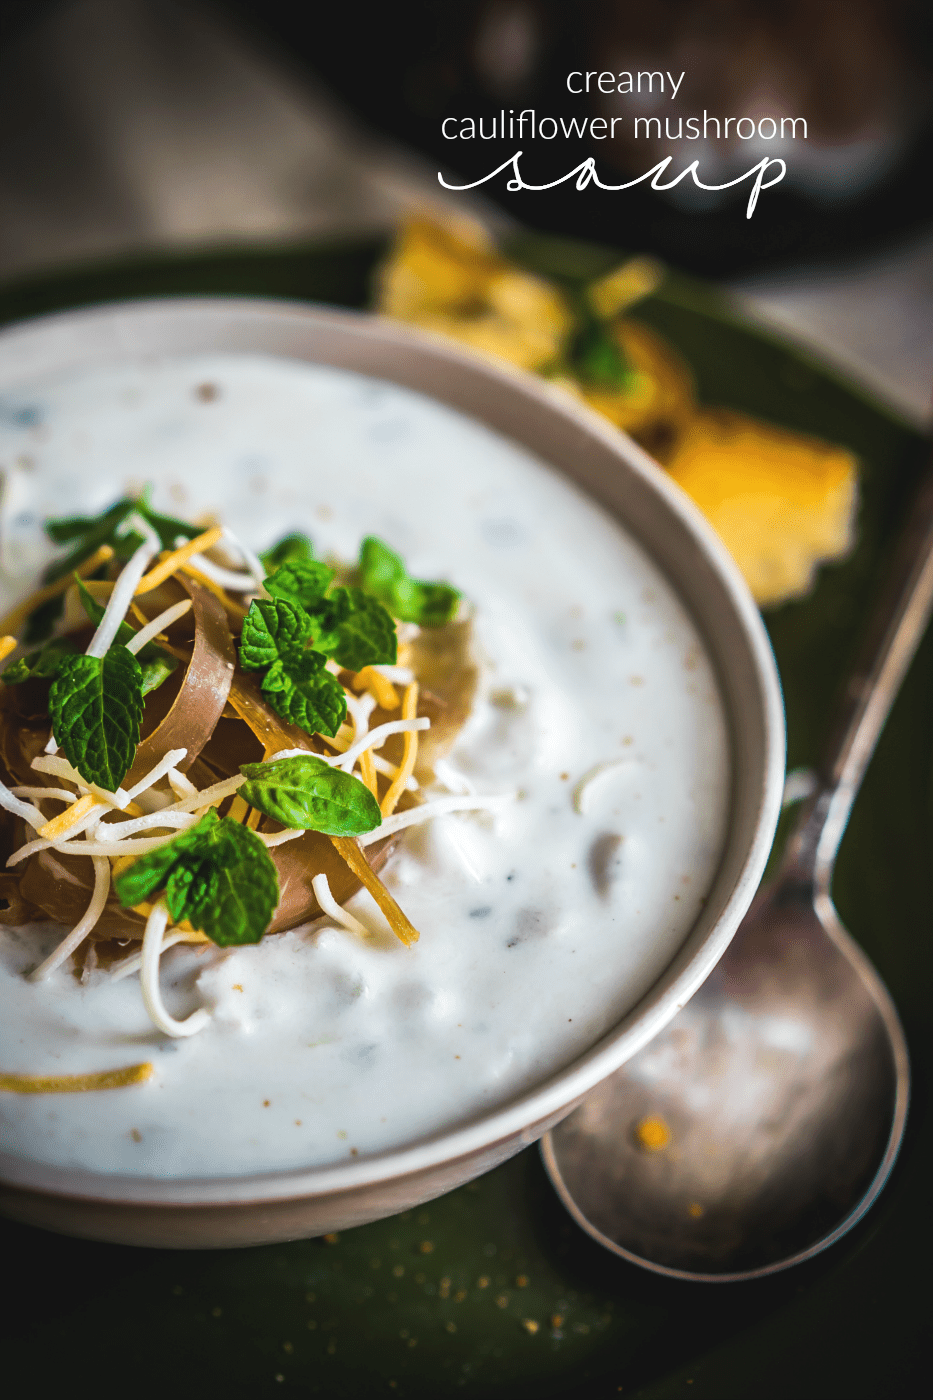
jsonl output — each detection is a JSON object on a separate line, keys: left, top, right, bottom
{"left": 540, "top": 452, "right": 933, "bottom": 1281}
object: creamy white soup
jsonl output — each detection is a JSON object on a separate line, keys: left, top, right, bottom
{"left": 0, "top": 354, "right": 729, "bottom": 1178}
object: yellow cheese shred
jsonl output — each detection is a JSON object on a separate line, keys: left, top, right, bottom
{"left": 0, "top": 1062, "right": 154, "bottom": 1093}
{"left": 355, "top": 666, "right": 399, "bottom": 710}
{"left": 0, "top": 543, "right": 115, "bottom": 636}
{"left": 178, "top": 563, "right": 249, "bottom": 623}
{"left": 329, "top": 835, "right": 420, "bottom": 946}
{"left": 0, "top": 634, "right": 18, "bottom": 663}
{"left": 37, "top": 793, "right": 98, "bottom": 840}
{"left": 359, "top": 746, "right": 378, "bottom": 797}
{"left": 134, "top": 527, "right": 225, "bottom": 596}
{"left": 381, "top": 682, "right": 419, "bottom": 818}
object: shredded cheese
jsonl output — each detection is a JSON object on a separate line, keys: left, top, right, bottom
{"left": 312, "top": 872, "right": 370, "bottom": 939}
{"left": 37, "top": 793, "right": 98, "bottom": 840}
{"left": 329, "top": 835, "right": 420, "bottom": 946}
{"left": 381, "top": 682, "right": 420, "bottom": 817}
{"left": 572, "top": 758, "right": 632, "bottom": 814}
{"left": 28, "top": 853, "right": 111, "bottom": 981}
{"left": 0, "top": 634, "right": 17, "bottom": 664}
{"left": 359, "top": 793, "right": 513, "bottom": 846}
{"left": 139, "top": 900, "right": 212, "bottom": 1038}
{"left": 134, "top": 527, "right": 224, "bottom": 595}
{"left": 177, "top": 563, "right": 249, "bottom": 623}
{"left": 355, "top": 666, "right": 399, "bottom": 711}
{"left": 0, "top": 1062, "right": 153, "bottom": 1093}
{"left": 125, "top": 598, "right": 192, "bottom": 653}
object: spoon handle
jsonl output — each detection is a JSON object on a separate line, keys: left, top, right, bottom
{"left": 786, "top": 442, "right": 933, "bottom": 886}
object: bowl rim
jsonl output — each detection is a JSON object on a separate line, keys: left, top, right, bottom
{"left": 0, "top": 296, "right": 785, "bottom": 1206}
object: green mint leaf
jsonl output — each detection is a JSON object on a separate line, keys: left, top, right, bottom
{"left": 181, "top": 820, "right": 279, "bottom": 946}
{"left": 115, "top": 809, "right": 223, "bottom": 907}
{"left": 264, "top": 560, "right": 334, "bottom": 610}
{"left": 48, "top": 646, "right": 144, "bottom": 790}
{"left": 43, "top": 497, "right": 137, "bottom": 584}
{"left": 75, "top": 577, "right": 177, "bottom": 696}
{"left": 114, "top": 808, "right": 279, "bottom": 946}
{"left": 240, "top": 755, "right": 382, "bottom": 835}
{"left": 23, "top": 595, "right": 67, "bottom": 645}
{"left": 260, "top": 533, "right": 315, "bottom": 570}
{"left": 44, "top": 497, "right": 136, "bottom": 549}
{"left": 239, "top": 597, "right": 314, "bottom": 671}
{"left": 358, "top": 537, "right": 459, "bottom": 627}
{"left": 322, "top": 587, "right": 397, "bottom": 671}
{"left": 1, "top": 640, "right": 76, "bottom": 685}
{"left": 260, "top": 652, "right": 346, "bottom": 737}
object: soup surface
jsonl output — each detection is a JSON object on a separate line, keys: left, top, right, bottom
{"left": 0, "top": 354, "right": 729, "bottom": 1178}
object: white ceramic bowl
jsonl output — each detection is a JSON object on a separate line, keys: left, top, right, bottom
{"left": 0, "top": 299, "right": 784, "bottom": 1247}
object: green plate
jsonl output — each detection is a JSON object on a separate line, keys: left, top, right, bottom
{"left": 0, "top": 236, "right": 928, "bottom": 1398}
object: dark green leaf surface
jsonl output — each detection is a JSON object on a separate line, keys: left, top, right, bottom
{"left": 358, "top": 535, "right": 460, "bottom": 626}
{"left": 260, "top": 531, "right": 316, "bottom": 571}
{"left": 325, "top": 586, "right": 397, "bottom": 670}
{"left": 0, "top": 640, "right": 75, "bottom": 685}
{"left": 48, "top": 645, "right": 144, "bottom": 790}
{"left": 114, "top": 809, "right": 279, "bottom": 946}
{"left": 239, "top": 597, "right": 313, "bottom": 671}
{"left": 264, "top": 559, "right": 334, "bottom": 610}
{"left": 260, "top": 652, "right": 346, "bottom": 737}
{"left": 240, "top": 754, "right": 382, "bottom": 835}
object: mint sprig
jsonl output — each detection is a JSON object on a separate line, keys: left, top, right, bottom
{"left": 260, "top": 532, "right": 316, "bottom": 571}
{"left": 48, "top": 646, "right": 145, "bottom": 791}
{"left": 29, "top": 489, "right": 205, "bottom": 643}
{"left": 358, "top": 537, "right": 459, "bottom": 627}
{"left": 240, "top": 755, "right": 382, "bottom": 835}
{"left": 1, "top": 640, "right": 77, "bottom": 685}
{"left": 74, "top": 578, "right": 177, "bottom": 695}
{"left": 239, "top": 597, "right": 346, "bottom": 737}
{"left": 113, "top": 809, "right": 279, "bottom": 946}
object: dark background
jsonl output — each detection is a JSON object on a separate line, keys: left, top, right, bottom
{"left": 216, "top": 0, "right": 933, "bottom": 275}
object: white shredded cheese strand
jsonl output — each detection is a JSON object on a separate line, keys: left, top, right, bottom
{"left": 30, "top": 833, "right": 191, "bottom": 858}
{"left": 32, "top": 757, "right": 134, "bottom": 811}
{"left": 125, "top": 599, "right": 191, "bottom": 653}
{"left": 572, "top": 759, "right": 633, "bottom": 815}
{"left": 370, "top": 665, "right": 415, "bottom": 684}
{"left": 0, "top": 778, "right": 50, "bottom": 830}
{"left": 9, "top": 786, "right": 79, "bottom": 805}
{"left": 257, "top": 827, "right": 305, "bottom": 849}
{"left": 139, "top": 900, "right": 211, "bottom": 1038}
{"left": 178, "top": 552, "right": 257, "bottom": 593}
{"left": 335, "top": 717, "right": 430, "bottom": 772}
{"left": 221, "top": 526, "right": 267, "bottom": 592}
{"left": 167, "top": 767, "right": 199, "bottom": 799}
{"left": 86, "top": 526, "right": 160, "bottom": 660}
{"left": 271, "top": 718, "right": 430, "bottom": 774}
{"left": 164, "top": 773, "right": 246, "bottom": 814}
{"left": 93, "top": 809, "right": 200, "bottom": 841}
{"left": 109, "top": 929, "right": 193, "bottom": 983}
{"left": 27, "top": 854, "right": 111, "bottom": 981}
{"left": 311, "top": 873, "right": 370, "bottom": 938}
{"left": 358, "top": 793, "right": 513, "bottom": 846}
{"left": 342, "top": 690, "right": 377, "bottom": 772}
{"left": 125, "top": 748, "right": 188, "bottom": 800}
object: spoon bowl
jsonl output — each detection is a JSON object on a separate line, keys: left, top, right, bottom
{"left": 543, "top": 435, "right": 933, "bottom": 1281}
{"left": 542, "top": 878, "right": 909, "bottom": 1280}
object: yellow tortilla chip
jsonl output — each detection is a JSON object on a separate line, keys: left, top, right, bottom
{"left": 666, "top": 408, "right": 858, "bottom": 607}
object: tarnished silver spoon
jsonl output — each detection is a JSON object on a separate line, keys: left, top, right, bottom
{"left": 540, "top": 452, "right": 933, "bottom": 1281}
